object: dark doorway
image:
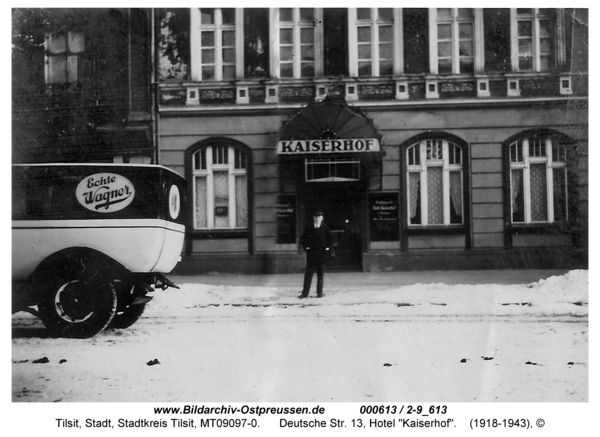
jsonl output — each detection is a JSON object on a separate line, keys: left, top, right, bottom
{"left": 301, "top": 182, "right": 364, "bottom": 271}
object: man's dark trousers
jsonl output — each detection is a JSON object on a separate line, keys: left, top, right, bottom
{"left": 302, "top": 251, "right": 326, "bottom": 296}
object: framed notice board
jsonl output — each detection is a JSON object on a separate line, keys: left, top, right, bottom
{"left": 370, "top": 193, "right": 399, "bottom": 241}
{"left": 276, "top": 195, "right": 296, "bottom": 244}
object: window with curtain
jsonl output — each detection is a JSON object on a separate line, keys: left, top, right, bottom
{"left": 192, "top": 144, "right": 248, "bottom": 230}
{"left": 509, "top": 136, "right": 567, "bottom": 224}
{"left": 406, "top": 139, "right": 464, "bottom": 226}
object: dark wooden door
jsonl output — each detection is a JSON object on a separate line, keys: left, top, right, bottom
{"left": 302, "top": 183, "right": 364, "bottom": 271}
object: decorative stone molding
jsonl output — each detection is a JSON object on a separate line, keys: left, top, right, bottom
{"left": 425, "top": 80, "right": 439, "bottom": 99}
{"left": 476, "top": 78, "right": 490, "bottom": 98}
{"left": 236, "top": 85, "right": 250, "bottom": 104}
{"left": 440, "top": 82, "right": 474, "bottom": 93}
{"left": 507, "top": 78, "right": 520, "bottom": 97}
{"left": 186, "top": 86, "right": 200, "bottom": 105}
{"left": 280, "top": 87, "right": 313, "bottom": 98}
{"left": 559, "top": 75, "right": 573, "bottom": 95}
{"left": 160, "top": 89, "right": 186, "bottom": 106}
{"left": 265, "top": 85, "right": 279, "bottom": 103}
{"left": 315, "top": 85, "right": 327, "bottom": 100}
{"left": 395, "top": 80, "right": 409, "bottom": 100}
{"left": 201, "top": 89, "right": 234, "bottom": 100}
{"left": 359, "top": 85, "right": 394, "bottom": 96}
{"left": 345, "top": 82, "right": 358, "bottom": 101}
{"left": 313, "top": 81, "right": 344, "bottom": 101}
{"left": 158, "top": 71, "right": 579, "bottom": 109}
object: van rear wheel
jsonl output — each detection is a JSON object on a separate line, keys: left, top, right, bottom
{"left": 38, "top": 278, "right": 117, "bottom": 338}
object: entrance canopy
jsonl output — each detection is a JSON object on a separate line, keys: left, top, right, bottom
{"left": 277, "top": 100, "right": 383, "bottom": 168}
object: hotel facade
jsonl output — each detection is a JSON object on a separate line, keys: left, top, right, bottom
{"left": 157, "top": 8, "right": 588, "bottom": 273}
{"left": 13, "top": 8, "right": 588, "bottom": 273}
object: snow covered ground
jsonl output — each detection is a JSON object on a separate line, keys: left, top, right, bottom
{"left": 148, "top": 269, "right": 589, "bottom": 320}
{"left": 6, "top": 268, "right": 592, "bottom": 437}
{"left": 11, "top": 269, "right": 588, "bottom": 404}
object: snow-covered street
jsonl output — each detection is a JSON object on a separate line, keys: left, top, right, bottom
{"left": 12, "top": 270, "right": 588, "bottom": 402}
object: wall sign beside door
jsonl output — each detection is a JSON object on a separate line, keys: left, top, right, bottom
{"left": 370, "top": 194, "right": 399, "bottom": 241}
{"left": 276, "top": 195, "right": 297, "bottom": 244}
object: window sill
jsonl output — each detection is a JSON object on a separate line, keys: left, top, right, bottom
{"left": 510, "top": 223, "right": 566, "bottom": 234}
{"left": 191, "top": 229, "right": 249, "bottom": 239}
{"left": 406, "top": 226, "right": 466, "bottom": 236}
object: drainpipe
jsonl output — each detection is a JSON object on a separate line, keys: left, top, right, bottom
{"left": 150, "top": 8, "right": 159, "bottom": 165}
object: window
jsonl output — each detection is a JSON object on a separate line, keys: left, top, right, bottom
{"left": 306, "top": 158, "right": 361, "bottom": 182}
{"left": 509, "top": 136, "right": 567, "bottom": 224}
{"left": 511, "top": 8, "right": 556, "bottom": 72}
{"left": 276, "top": 8, "right": 320, "bottom": 78}
{"left": 407, "top": 139, "right": 464, "bottom": 226}
{"left": 191, "top": 8, "right": 239, "bottom": 81}
{"left": 431, "top": 8, "right": 475, "bottom": 74}
{"left": 192, "top": 144, "right": 248, "bottom": 229}
{"left": 45, "top": 30, "right": 85, "bottom": 84}
{"left": 349, "top": 8, "right": 397, "bottom": 77}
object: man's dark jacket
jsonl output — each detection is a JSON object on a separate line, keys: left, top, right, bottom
{"left": 300, "top": 223, "right": 333, "bottom": 262}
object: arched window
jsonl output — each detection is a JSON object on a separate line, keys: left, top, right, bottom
{"left": 406, "top": 139, "right": 464, "bottom": 226}
{"left": 509, "top": 135, "right": 568, "bottom": 223}
{"left": 191, "top": 143, "right": 248, "bottom": 229}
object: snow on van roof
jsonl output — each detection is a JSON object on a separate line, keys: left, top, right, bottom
{"left": 12, "top": 162, "right": 182, "bottom": 177}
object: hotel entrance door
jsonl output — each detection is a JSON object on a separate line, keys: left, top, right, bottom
{"left": 302, "top": 183, "right": 364, "bottom": 271}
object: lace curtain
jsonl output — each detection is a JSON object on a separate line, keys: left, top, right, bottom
{"left": 235, "top": 175, "right": 248, "bottom": 227}
{"left": 449, "top": 171, "right": 462, "bottom": 219}
{"left": 195, "top": 177, "right": 207, "bottom": 228}
{"left": 408, "top": 173, "right": 420, "bottom": 220}
{"left": 530, "top": 164, "right": 548, "bottom": 221}
{"left": 511, "top": 169, "right": 523, "bottom": 221}
{"left": 553, "top": 167, "right": 567, "bottom": 221}
{"left": 427, "top": 167, "right": 444, "bottom": 224}
{"left": 213, "top": 171, "right": 229, "bottom": 228}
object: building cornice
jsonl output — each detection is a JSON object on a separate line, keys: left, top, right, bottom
{"left": 158, "top": 96, "right": 588, "bottom": 117}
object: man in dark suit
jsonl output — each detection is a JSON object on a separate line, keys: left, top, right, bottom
{"left": 299, "top": 210, "right": 333, "bottom": 298}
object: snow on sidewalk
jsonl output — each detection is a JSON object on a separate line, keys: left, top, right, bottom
{"left": 146, "top": 270, "right": 588, "bottom": 319}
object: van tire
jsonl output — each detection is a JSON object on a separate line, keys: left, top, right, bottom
{"left": 34, "top": 249, "right": 118, "bottom": 338}
{"left": 38, "top": 279, "right": 117, "bottom": 338}
{"left": 108, "top": 302, "right": 147, "bottom": 330}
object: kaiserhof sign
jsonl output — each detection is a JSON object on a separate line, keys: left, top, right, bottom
{"left": 277, "top": 138, "right": 381, "bottom": 155}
